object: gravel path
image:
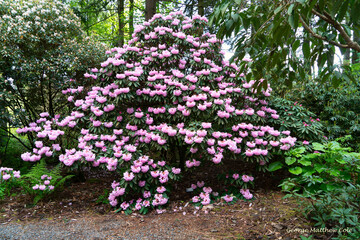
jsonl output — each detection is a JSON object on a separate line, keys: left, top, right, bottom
{"left": 0, "top": 215, "right": 206, "bottom": 240}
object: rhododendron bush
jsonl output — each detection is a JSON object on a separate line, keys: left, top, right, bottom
{"left": 17, "top": 12, "right": 296, "bottom": 214}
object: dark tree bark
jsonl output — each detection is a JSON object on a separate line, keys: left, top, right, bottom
{"left": 129, "top": 0, "right": 134, "bottom": 37}
{"left": 198, "top": 0, "right": 204, "bottom": 16}
{"left": 145, "top": 0, "right": 157, "bottom": 21}
{"left": 118, "top": 0, "right": 125, "bottom": 46}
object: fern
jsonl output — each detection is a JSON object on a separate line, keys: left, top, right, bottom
{"left": 21, "top": 159, "right": 74, "bottom": 204}
{"left": 22, "top": 160, "right": 48, "bottom": 180}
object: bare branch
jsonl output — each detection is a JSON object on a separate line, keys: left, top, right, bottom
{"left": 0, "top": 126, "right": 31, "bottom": 151}
{"left": 311, "top": 9, "right": 360, "bottom": 52}
{"left": 299, "top": 15, "right": 350, "bottom": 49}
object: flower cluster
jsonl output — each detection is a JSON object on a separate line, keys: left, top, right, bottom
{"left": 17, "top": 11, "right": 296, "bottom": 213}
{"left": 240, "top": 189, "right": 253, "bottom": 200}
{"left": 0, "top": 167, "right": 20, "bottom": 181}
{"left": 190, "top": 181, "right": 218, "bottom": 206}
{"left": 109, "top": 180, "right": 169, "bottom": 214}
{"left": 0, "top": 167, "right": 21, "bottom": 199}
{"left": 32, "top": 175, "right": 55, "bottom": 191}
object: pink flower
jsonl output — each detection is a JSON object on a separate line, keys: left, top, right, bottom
{"left": 197, "top": 130, "right": 207, "bottom": 137}
{"left": 303, "top": 140, "right": 309, "bottom": 145}
{"left": 203, "top": 187, "right": 212, "bottom": 194}
{"left": 186, "top": 160, "right": 194, "bottom": 168}
{"left": 192, "top": 196, "right": 200, "bottom": 203}
{"left": 120, "top": 202, "right": 130, "bottom": 210}
{"left": 138, "top": 181, "right": 146, "bottom": 187}
{"left": 135, "top": 112, "right": 144, "bottom": 118}
{"left": 151, "top": 171, "right": 160, "bottom": 178}
{"left": 240, "top": 189, "right": 253, "bottom": 199}
{"left": 172, "top": 167, "right": 181, "bottom": 174}
{"left": 242, "top": 175, "right": 254, "bottom": 182}
{"left": 282, "top": 130, "right": 291, "bottom": 135}
{"left": 223, "top": 194, "right": 233, "bottom": 202}
{"left": 201, "top": 197, "right": 211, "bottom": 205}
{"left": 245, "top": 149, "right": 253, "bottom": 157}
{"left": 233, "top": 173, "right": 239, "bottom": 180}
{"left": 123, "top": 172, "right": 134, "bottom": 181}
{"left": 197, "top": 181, "right": 205, "bottom": 188}
{"left": 168, "top": 108, "right": 177, "bottom": 114}
{"left": 2, "top": 174, "right": 11, "bottom": 180}
{"left": 270, "top": 141, "right": 280, "bottom": 147}
{"left": 35, "top": 141, "right": 43, "bottom": 148}
{"left": 202, "top": 122, "right": 212, "bottom": 129}
{"left": 143, "top": 191, "right": 151, "bottom": 198}
{"left": 271, "top": 114, "right": 279, "bottom": 119}
{"left": 212, "top": 132, "right": 221, "bottom": 139}
{"left": 157, "top": 186, "right": 166, "bottom": 193}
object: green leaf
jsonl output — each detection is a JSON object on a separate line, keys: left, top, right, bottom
{"left": 292, "top": 147, "right": 306, "bottom": 155}
{"left": 337, "top": 0, "right": 349, "bottom": 22}
{"left": 274, "top": 6, "right": 283, "bottom": 15}
{"left": 312, "top": 142, "right": 325, "bottom": 151}
{"left": 285, "top": 157, "right": 297, "bottom": 165}
{"left": 289, "top": 167, "right": 302, "bottom": 175}
{"left": 298, "top": 158, "right": 312, "bottom": 166}
{"left": 329, "top": 169, "right": 340, "bottom": 176}
{"left": 292, "top": 40, "right": 300, "bottom": 52}
{"left": 33, "top": 195, "right": 43, "bottom": 205}
{"left": 302, "top": 41, "right": 310, "bottom": 59}
{"left": 331, "top": 0, "right": 344, "bottom": 18}
{"left": 268, "top": 161, "right": 283, "bottom": 171}
{"left": 226, "top": 19, "right": 234, "bottom": 30}
{"left": 288, "top": 15, "right": 295, "bottom": 29}
{"left": 287, "top": 4, "right": 295, "bottom": 15}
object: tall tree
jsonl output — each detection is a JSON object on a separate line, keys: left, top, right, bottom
{"left": 184, "top": 0, "right": 218, "bottom": 19}
{"left": 198, "top": 0, "right": 204, "bottom": 16}
{"left": 145, "top": 0, "right": 157, "bottom": 20}
{"left": 118, "top": 0, "right": 125, "bottom": 46}
{"left": 129, "top": 0, "right": 135, "bottom": 37}
{"left": 211, "top": 0, "right": 360, "bottom": 89}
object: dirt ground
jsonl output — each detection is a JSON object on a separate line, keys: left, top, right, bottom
{"left": 0, "top": 168, "right": 335, "bottom": 240}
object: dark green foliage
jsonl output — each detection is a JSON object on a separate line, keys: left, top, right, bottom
{"left": 302, "top": 184, "right": 360, "bottom": 239}
{"left": 273, "top": 139, "right": 360, "bottom": 238}
{"left": 268, "top": 97, "right": 325, "bottom": 143}
{"left": 287, "top": 72, "right": 360, "bottom": 150}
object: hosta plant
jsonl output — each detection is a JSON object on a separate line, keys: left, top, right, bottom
{"left": 272, "top": 138, "right": 360, "bottom": 238}
{"left": 17, "top": 12, "right": 296, "bottom": 214}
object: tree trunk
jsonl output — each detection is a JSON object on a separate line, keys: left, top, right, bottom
{"left": 129, "top": 0, "right": 134, "bottom": 37}
{"left": 145, "top": 0, "right": 156, "bottom": 21}
{"left": 118, "top": 0, "right": 125, "bottom": 47}
{"left": 198, "top": 0, "right": 204, "bottom": 16}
